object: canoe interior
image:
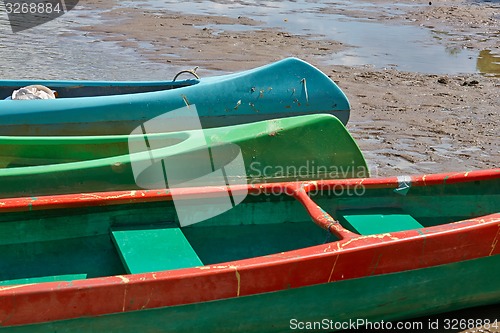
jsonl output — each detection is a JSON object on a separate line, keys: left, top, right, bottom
{"left": 0, "top": 80, "right": 197, "bottom": 99}
{"left": 0, "top": 135, "right": 186, "bottom": 168}
{"left": 0, "top": 174, "right": 498, "bottom": 285}
{"left": 314, "top": 176, "right": 500, "bottom": 231}
{"left": 0, "top": 114, "right": 361, "bottom": 168}
{"left": 0, "top": 195, "right": 328, "bottom": 282}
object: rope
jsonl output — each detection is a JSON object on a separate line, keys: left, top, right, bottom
{"left": 173, "top": 67, "right": 200, "bottom": 81}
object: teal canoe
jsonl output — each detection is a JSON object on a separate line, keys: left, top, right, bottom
{"left": 0, "top": 169, "right": 498, "bottom": 332}
{"left": 0, "top": 114, "right": 368, "bottom": 198}
{"left": 0, "top": 58, "right": 350, "bottom": 135}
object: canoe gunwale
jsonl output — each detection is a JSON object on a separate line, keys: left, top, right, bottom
{"left": 0, "top": 79, "right": 200, "bottom": 100}
{"left": 0, "top": 168, "right": 495, "bottom": 212}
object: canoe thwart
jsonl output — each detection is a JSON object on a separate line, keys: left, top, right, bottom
{"left": 111, "top": 226, "right": 203, "bottom": 274}
{"left": 337, "top": 208, "right": 424, "bottom": 235}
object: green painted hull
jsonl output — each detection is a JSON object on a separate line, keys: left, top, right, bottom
{"left": 0, "top": 170, "right": 497, "bottom": 331}
{"left": 0, "top": 114, "right": 367, "bottom": 198}
{"left": 3, "top": 255, "right": 500, "bottom": 333}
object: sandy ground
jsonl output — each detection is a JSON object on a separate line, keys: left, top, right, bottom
{"left": 69, "top": 0, "right": 500, "bottom": 331}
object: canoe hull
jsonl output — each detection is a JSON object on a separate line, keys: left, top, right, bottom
{"left": 3, "top": 255, "right": 499, "bottom": 333}
{"left": 0, "top": 169, "right": 498, "bottom": 332}
{"left": 0, "top": 114, "right": 368, "bottom": 198}
{"left": 0, "top": 58, "right": 350, "bottom": 136}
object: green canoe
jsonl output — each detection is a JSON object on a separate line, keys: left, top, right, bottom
{"left": 0, "top": 58, "right": 350, "bottom": 135}
{"left": 0, "top": 114, "right": 368, "bottom": 198}
{"left": 0, "top": 169, "right": 498, "bottom": 332}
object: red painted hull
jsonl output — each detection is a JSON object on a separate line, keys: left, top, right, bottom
{"left": 0, "top": 169, "right": 499, "bottom": 327}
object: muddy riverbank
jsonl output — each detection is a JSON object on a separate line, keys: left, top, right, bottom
{"left": 77, "top": 0, "right": 499, "bottom": 177}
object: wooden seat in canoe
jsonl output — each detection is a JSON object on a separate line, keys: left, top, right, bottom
{"left": 337, "top": 208, "right": 424, "bottom": 235}
{"left": 111, "top": 226, "right": 203, "bottom": 274}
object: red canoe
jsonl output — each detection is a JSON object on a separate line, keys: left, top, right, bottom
{"left": 0, "top": 169, "right": 499, "bottom": 332}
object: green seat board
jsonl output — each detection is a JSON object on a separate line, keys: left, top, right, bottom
{"left": 111, "top": 227, "right": 203, "bottom": 274}
{"left": 338, "top": 209, "right": 424, "bottom": 235}
{"left": 0, "top": 274, "right": 87, "bottom": 286}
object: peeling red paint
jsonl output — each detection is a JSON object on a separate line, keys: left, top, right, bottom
{"left": 0, "top": 169, "right": 494, "bottom": 213}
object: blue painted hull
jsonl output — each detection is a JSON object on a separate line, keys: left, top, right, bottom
{"left": 0, "top": 58, "right": 349, "bottom": 135}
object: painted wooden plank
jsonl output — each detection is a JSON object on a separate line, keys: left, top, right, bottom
{"left": 111, "top": 227, "right": 203, "bottom": 274}
{"left": 0, "top": 274, "right": 87, "bottom": 286}
{"left": 338, "top": 208, "right": 424, "bottom": 235}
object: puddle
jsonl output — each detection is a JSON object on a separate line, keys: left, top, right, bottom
{"left": 477, "top": 50, "right": 500, "bottom": 77}
{"left": 1, "top": 0, "right": 498, "bottom": 78}
{"left": 321, "top": 20, "right": 477, "bottom": 74}
{"left": 120, "top": 0, "right": 495, "bottom": 76}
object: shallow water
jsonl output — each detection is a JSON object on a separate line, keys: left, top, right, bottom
{"left": 0, "top": 5, "right": 174, "bottom": 80}
{"left": 123, "top": 0, "right": 497, "bottom": 75}
{"left": 1, "top": 0, "right": 498, "bottom": 79}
